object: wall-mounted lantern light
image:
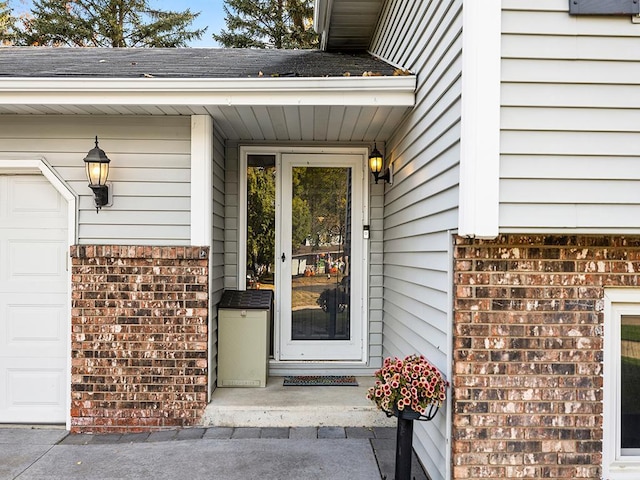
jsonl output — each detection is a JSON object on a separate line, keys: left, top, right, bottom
{"left": 369, "top": 143, "right": 392, "bottom": 184}
{"left": 84, "top": 136, "right": 111, "bottom": 213}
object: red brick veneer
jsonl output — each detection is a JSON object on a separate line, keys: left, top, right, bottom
{"left": 70, "top": 246, "right": 209, "bottom": 433}
{"left": 451, "top": 235, "right": 640, "bottom": 479}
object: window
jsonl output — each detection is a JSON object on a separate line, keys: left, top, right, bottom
{"left": 604, "top": 289, "right": 640, "bottom": 480}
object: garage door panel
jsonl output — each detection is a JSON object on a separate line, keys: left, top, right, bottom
{"left": 7, "top": 177, "right": 65, "bottom": 216}
{"left": 1, "top": 300, "right": 66, "bottom": 356}
{"left": 7, "top": 240, "right": 67, "bottom": 281}
{"left": 0, "top": 361, "right": 66, "bottom": 423}
{"left": 1, "top": 216, "right": 68, "bottom": 228}
{"left": 0, "top": 175, "right": 68, "bottom": 425}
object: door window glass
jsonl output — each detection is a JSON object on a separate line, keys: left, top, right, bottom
{"left": 246, "top": 154, "right": 276, "bottom": 291}
{"left": 289, "top": 166, "right": 351, "bottom": 341}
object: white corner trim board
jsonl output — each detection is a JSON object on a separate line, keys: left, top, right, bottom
{"left": 458, "top": 0, "right": 501, "bottom": 239}
{"left": 190, "top": 115, "right": 214, "bottom": 247}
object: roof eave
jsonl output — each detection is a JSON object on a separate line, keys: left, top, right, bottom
{"left": 0, "top": 76, "right": 415, "bottom": 107}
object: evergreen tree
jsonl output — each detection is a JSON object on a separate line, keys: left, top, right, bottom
{"left": 17, "top": 0, "right": 205, "bottom": 47}
{"left": 214, "top": 0, "right": 317, "bottom": 49}
{"left": 0, "top": 0, "right": 15, "bottom": 44}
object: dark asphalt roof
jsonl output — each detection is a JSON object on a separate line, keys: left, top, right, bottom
{"left": 0, "top": 47, "right": 401, "bottom": 78}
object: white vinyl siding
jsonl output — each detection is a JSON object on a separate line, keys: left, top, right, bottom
{"left": 368, "top": 180, "right": 384, "bottom": 368}
{"left": 370, "top": 2, "right": 462, "bottom": 480}
{"left": 223, "top": 141, "right": 240, "bottom": 290}
{"left": 0, "top": 115, "right": 191, "bottom": 245}
{"left": 212, "top": 126, "right": 226, "bottom": 296}
{"left": 210, "top": 124, "right": 226, "bottom": 391}
{"left": 500, "top": 0, "right": 640, "bottom": 232}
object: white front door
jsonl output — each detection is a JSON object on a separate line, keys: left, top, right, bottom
{"left": 0, "top": 175, "right": 68, "bottom": 423}
{"left": 277, "top": 153, "right": 366, "bottom": 361}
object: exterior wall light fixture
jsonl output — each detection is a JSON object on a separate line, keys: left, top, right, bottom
{"left": 369, "top": 143, "right": 392, "bottom": 184}
{"left": 84, "top": 136, "right": 111, "bottom": 212}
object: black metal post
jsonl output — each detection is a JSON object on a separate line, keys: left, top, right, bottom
{"left": 395, "top": 415, "right": 414, "bottom": 480}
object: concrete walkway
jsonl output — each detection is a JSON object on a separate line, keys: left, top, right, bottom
{"left": 0, "top": 426, "right": 428, "bottom": 480}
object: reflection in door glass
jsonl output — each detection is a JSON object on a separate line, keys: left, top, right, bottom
{"left": 246, "top": 154, "right": 276, "bottom": 291}
{"left": 290, "top": 166, "right": 351, "bottom": 341}
{"left": 246, "top": 155, "right": 276, "bottom": 353}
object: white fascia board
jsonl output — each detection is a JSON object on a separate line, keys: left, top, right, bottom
{"left": 0, "top": 76, "right": 416, "bottom": 107}
{"left": 458, "top": 0, "right": 501, "bottom": 239}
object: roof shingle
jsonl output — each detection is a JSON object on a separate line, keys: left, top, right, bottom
{"left": 0, "top": 47, "right": 401, "bottom": 78}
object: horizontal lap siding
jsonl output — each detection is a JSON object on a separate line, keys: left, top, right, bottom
{"left": 501, "top": 0, "right": 640, "bottom": 232}
{"left": 370, "top": 1, "right": 463, "bottom": 479}
{"left": 210, "top": 124, "right": 226, "bottom": 389}
{"left": 212, "top": 128, "right": 226, "bottom": 296}
{"left": 223, "top": 142, "right": 239, "bottom": 290}
{"left": 0, "top": 115, "right": 191, "bottom": 245}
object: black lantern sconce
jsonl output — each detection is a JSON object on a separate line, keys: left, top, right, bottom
{"left": 369, "top": 143, "right": 392, "bottom": 184}
{"left": 84, "top": 136, "right": 111, "bottom": 213}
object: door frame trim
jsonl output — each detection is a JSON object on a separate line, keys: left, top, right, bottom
{"left": 238, "top": 145, "right": 370, "bottom": 366}
{"left": 0, "top": 158, "right": 77, "bottom": 430}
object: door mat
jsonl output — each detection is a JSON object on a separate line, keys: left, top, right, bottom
{"left": 283, "top": 375, "right": 358, "bottom": 386}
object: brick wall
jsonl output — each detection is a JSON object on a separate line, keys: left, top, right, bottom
{"left": 452, "top": 235, "right": 640, "bottom": 479}
{"left": 70, "top": 245, "right": 209, "bottom": 433}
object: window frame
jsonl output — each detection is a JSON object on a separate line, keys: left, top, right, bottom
{"left": 604, "top": 289, "right": 640, "bottom": 479}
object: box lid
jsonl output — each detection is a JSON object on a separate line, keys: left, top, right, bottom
{"left": 219, "top": 289, "right": 273, "bottom": 310}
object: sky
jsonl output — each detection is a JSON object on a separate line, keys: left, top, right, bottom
{"left": 8, "top": 0, "right": 226, "bottom": 47}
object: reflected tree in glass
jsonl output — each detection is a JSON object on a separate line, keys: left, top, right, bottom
{"left": 290, "top": 166, "right": 351, "bottom": 341}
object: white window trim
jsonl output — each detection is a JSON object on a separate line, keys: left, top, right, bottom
{"left": 604, "top": 289, "right": 640, "bottom": 480}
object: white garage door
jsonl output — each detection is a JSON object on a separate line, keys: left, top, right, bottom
{"left": 0, "top": 175, "right": 68, "bottom": 424}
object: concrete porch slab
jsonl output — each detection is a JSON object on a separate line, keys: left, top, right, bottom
{"left": 202, "top": 376, "right": 396, "bottom": 428}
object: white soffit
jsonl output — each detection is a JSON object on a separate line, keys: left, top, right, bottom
{"left": 315, "top": 0, "right": 386, "bottom": 51}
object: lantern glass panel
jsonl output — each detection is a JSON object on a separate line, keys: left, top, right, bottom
{"left": 369, "top": 154, "right": 383, "bottom": 174}
{"left": 86, "top": 161, "right": 109, "bottom": 186}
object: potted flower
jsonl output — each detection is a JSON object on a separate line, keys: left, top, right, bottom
{"left": 368, "top": 354, "right": 449, "bottom": 480}
{"left": 368, "top": 354, "right": 449, "bottom": 420}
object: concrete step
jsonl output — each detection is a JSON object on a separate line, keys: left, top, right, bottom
{"left": 201, "top": 376, "right": 396, "bottom": 428}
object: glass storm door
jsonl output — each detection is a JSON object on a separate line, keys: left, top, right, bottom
{"left": 278, "top": 154, "right": 365, "bottom": 361}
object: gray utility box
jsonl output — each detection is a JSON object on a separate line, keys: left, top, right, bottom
{"left": 217, "top": 289, "right": 273, "bottom": 388}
